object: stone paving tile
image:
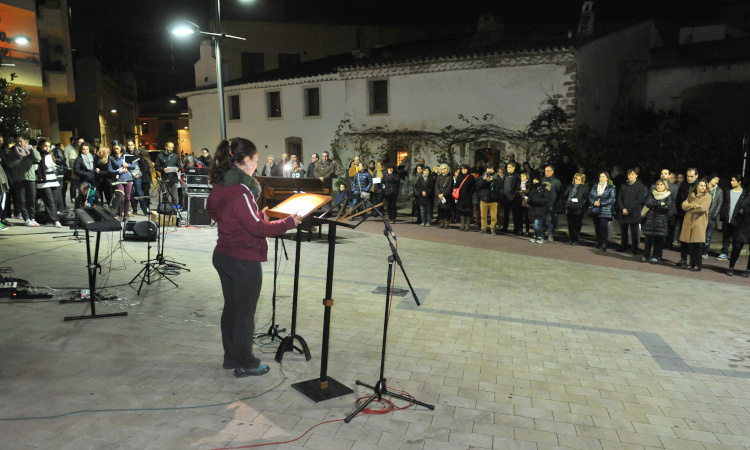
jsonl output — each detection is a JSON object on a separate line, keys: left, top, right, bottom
{"left": 3, "top": 220, "right": 750, "bottom": 450}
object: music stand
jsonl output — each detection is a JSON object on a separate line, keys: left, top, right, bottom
{"left": 268, "top": 194, "right": 329, "bottom": 365}
{"left": 283, "top": 197, "right": 382, "bottom": 402}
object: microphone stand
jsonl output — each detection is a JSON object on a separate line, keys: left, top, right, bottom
{"left": 265, "top": 234, "right": 289, "bottom": 341}
{"left": 345, "top": 198, "right": 433, "bottom": 423}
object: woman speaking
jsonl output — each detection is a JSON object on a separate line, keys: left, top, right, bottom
{"left": 207, "top": 137, "right": 301, "bottom": 377}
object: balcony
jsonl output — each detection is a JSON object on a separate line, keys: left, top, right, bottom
{"left": 0, "top": 50, "right": 42, "bottom": 89}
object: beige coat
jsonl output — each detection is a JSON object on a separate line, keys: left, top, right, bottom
{"left": 680, "top": 192, "right": 711, "bottom": 243}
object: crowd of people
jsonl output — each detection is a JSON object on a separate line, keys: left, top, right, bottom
{"left": 0, "top": 133, "right": 214, "bottom": 230}
{"left": 333, "top": 154, "right": 750, "bottom": 277}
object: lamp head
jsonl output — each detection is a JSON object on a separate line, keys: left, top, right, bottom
{"left": 0, "top": 32, "right": 31, "bottom": 45}
{"left": 170, "top": 21, "right": 201, "bottom": 37}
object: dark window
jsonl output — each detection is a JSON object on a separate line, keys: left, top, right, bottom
{"left": 278, "top": 53, "right": 301, "bottom": 70}
{"left": 141, "top": 123, "right": 149, "bottom": 135}
{"left": 266, "top": 91, "right": 282, "bottom": 118}
{"left": 164, "top": 122, "right": 174, "bottom": 132}
{"left": 241, "top": 52, "right": 264, "bottom": 78}
{"left": 304, "top": 87, "right": 320, "bottom": 117}
{"left": 228, "top": 95, "right": 240, "bottom": 120}
{"left": 369, "top": 79, "right": 388, "bottom": 114}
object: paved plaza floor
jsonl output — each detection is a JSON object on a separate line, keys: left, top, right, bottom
{"left": 1, "top": 213, "right": 750, "bottom": 450}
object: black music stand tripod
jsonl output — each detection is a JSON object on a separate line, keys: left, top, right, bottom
{"left": 265, "top": 234, "right": 289, "bottom": 341}
{"left": 128, "top": 182, "right": 183, "bottom": 294}
{"left": 344, "top": 199, "right": 434, "bottom": 423}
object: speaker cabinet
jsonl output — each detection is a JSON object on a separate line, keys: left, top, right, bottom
{"left": 188, "top": 196, "right": 212, "bottom": 226}
{"left": 123, "top": 220, "right": 157, "bottom": 241}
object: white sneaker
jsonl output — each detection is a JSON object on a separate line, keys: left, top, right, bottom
{"left": 25, "top": 219, "right": 34, "bottom": 227}
{"left": 529, "top": 238, "right": 537, "bottom": 243}
{"left": 54, "top": 221, "right": 62, "bottom": 228}
{"left": 31, "top": 219, "right": 40, "bottom": 227}
{"left": 536, "top": 238, "right": 545, "bottom": 244}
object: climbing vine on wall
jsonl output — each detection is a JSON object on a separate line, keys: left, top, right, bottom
{"left": 329, "top": 96, "right": 573, "bottom": 171}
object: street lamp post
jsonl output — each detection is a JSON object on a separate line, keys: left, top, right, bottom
{"left": 212, "top": 0, "right": 227, "bottom": 141}
{"left": 170, "top": 2, "right": 246, "bottom": 141}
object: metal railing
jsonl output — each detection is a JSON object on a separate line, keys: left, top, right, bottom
{"left": 0, "top": 47, "right": 40, "bottom": 62}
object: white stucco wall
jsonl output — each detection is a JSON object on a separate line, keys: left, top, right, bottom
{"left": 647, "top": 62, "right": 750, "bottom": 113}
{"left": 181, "top": 50, "right": 575, "bottom": 169}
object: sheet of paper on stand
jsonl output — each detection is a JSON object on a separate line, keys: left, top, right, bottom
{"left": 266, "top": 193, "right": 331, "bottom": 219}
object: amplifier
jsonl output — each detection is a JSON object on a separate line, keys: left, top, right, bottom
{"left": 186, "top": 174, "right": 209, "bottom": 185}
{"left": 185, "top": 167, "right": 208, "bottom": 175}
{"left": 188, "top": 196, "right": 212, "bottom": 226}
{"left": 187, "top": 187, "right": 212, "bottom": 196}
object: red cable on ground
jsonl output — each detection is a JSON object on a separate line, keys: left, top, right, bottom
{"left": 209, "top": 384, "right": 417, "bottom": 450}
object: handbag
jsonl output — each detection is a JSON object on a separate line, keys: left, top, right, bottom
{"left": 452, "top": 174, "right": 470, "bottom": 200}
{"left": 587, "top": 206, "right": 600, "bottom": 215}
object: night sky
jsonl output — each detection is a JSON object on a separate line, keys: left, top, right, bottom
{"left": 66, "top": 0, "right": 723, "bottom": 101}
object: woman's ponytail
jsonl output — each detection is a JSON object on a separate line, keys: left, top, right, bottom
{"left": 209, "top": 140, "right": 232, "bottom": 184}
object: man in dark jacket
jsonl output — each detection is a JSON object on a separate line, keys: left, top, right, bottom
{"left": 154, "top": 141, "right": 182, "bottom": 206}
{"left": 475, "top": 164, "right": 502, "bottom": 235}
{"left": 616, "top": 169, "right": 648, "bottom": 254}
{"left": 306, "top": 153, "right": 319, "bottom": 178}
{"left": 718, "top": 175, "right": 745, "bottom": 260}
{"left": 501, "top": 161, "right": 521, "bottom": 234}
{"left": 542, "top": 164, "right": 561, "bottom": 241}
{"left": 675, "top": 168, "right": 699, "bottom": 267}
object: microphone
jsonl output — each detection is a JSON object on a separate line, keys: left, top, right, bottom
{"left": 363, "top": 196, "right": 396, "bottom": 241}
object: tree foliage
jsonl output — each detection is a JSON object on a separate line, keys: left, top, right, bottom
{"left": 0, "top": 75, "right": 30, "bottom": 138}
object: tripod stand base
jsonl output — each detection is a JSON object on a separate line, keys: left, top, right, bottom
{"left": 344, "top": 379, "right": 435, "bottom": 423}
{"left": 64, "top": 312, "right": 128, "bottom": 321}
{"left": 274, "top": 334, "right": 312, "bottom": 363}
{"left": 292, "top": 376, "right": 353, "bottom": 403}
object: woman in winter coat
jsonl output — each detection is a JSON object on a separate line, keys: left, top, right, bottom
{"left": 679, "top": 180, "right": 711, "bottom": 271}
{"left": 527, "top": 177, "right": 552, "bottom": 244}
{"left": 349, "top": 162, "right": 372, "bottom": 215}
{"left": 73, "top": 142, "right": 97, "bottom": 207}
{"left": 518, "top": 172, "right": 532, "bottom": 235}
{"left": 94, "top": 147, "right": 113, "bottom": 205}
{"left": 588, "top": 171, "right": 617, "bottom": 251}
{"left": 455, "top": 164, "right": 475, "bottom": 231}
{"left": 640, "top": 178, "right": 675, "bottom": 264}
{"left": 35, "top": 139, "right": 62, "bottom": 228}
{"left": 109, "top": 141, "right": 134, "bottom": 217}
{"left": 434, "top": 164, "right": 453, "bottom": 228}
{"left": 4, "top": 134, "right": 41, "bottom": 226}
{"left": 564, "top": 173, "right": 588, "bottom": 245}
{"left": 414, "top": 166, "right": 435, "bottom": 226}
{"left": 727, "top": 192, "right": 750, "bottom": 277}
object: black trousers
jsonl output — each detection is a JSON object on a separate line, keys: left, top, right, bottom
{"left": 37, "top": 187, "right": 59, "bottom": 222}
{"left": 729, "top": 242, "right": 750, "bottom": 271}
{"left": 643, "top": 235, "right": 664, "bottom": 259}
{"left": 384, "top": 194, "right": 398, "bottom": 220}
{"left": 12, "top": 180, "right": 36, "bottom": 221}
{"left": 593, "top": 216, "right": 611, "bottom": 247}
{"left": 688, "top": 242, "right": 703, "bottom": 268}
{"left": 567, "top": 213, "right": 583, "bottom": 242}
{"left": 213, "top": 252, "right": 263, "bottom": 369}
{"left": 620, "top": 222, "right": 641, "bottom": 250}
